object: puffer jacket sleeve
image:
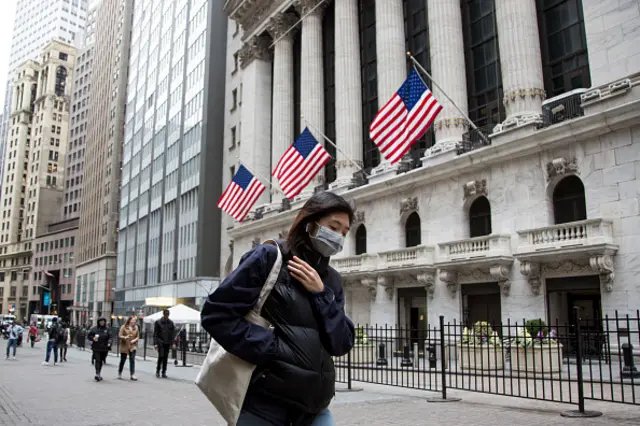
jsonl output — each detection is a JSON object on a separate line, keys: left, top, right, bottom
{"left": 201, "top": 244, "right": 280, "bottom": 366}
{"left": 310, "top": 272, "right": 355, "bottom": 357}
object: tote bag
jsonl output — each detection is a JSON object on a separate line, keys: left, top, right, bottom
{"left": 196, "top": 241, "right": 282, "bottom": 426}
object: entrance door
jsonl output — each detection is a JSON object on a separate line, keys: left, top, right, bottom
{"left": 397, "top": 287, "right": 428, "bottom": 348}
{"left": 462, "top": 282, "right": 502, "bottom": 332}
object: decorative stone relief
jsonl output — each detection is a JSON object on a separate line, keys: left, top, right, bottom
{"left": 462, "top": 179, "right": 487, "bottom": 201}
{"left": 294, "top": 0, "right": 329, "bottom": 16}
{"left": 493, "top": 112, "right": 543, "bottom": 133}
{"left": 277, "top": 229, "right": 289, "bottom": 240}
{"left": 239, "top": 35, "right": 272, "bottom": 69}
{"left": 458, "top": 268, "right": 492, "bottom": 284}
{"left": 489, "top": 265, "right": 511, "bottom": 296}
{"left": 361, "top": 277, "right": 377, "bottom": 300}
{"left": 353, "top": 210, "right": 365, "bottom": 226}
{"left": 546, "top": 157, "right": 579, "bottom": 181}
{"left": 266, "top": 12, "right": 299, "bottom": 40}
{"left": 335, "top": 159, "right": 363, "bottom": 170}
{"left": 400, "top": 197, "right": 418, "bottom": 216}
{"left": 439, "top": 269, "right": 458, "bottom": 297}
{"left": 519, "top": 261, "right": 541, "bottom": 296}
{"left": 417, "top": 272, "right": 436, "bottom": 299}
{"left": 542, "top": 259, "right": 592, "bottom": 276}
{"left": 251, "top": 236, "right": 261, "bottom": 248}
{"left": 503, "top": 88, "right": 546, "bottom": 104}
{"left": 435, "top": 117, "right": 469, "bottom": 131}
{"left": 590, "top": 255, "right": 615, "bottom": 292}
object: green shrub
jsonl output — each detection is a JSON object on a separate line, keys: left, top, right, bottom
{"left": 525, "top": 319, "right": 548, "bottom": 338}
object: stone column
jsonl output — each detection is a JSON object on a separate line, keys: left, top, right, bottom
{"left": 494, "top": 0, "right": 545, "bottom": 131}
{"left": 296, "top": 0, "right": 327, "bottom": 197}
{"left": 332, "top": 0, "right": 363, "bottom": 189}
{"left": 370, "top": 0, "right": 406, "bottom": 182}
{"left": 425, "top": 0, "right": 469, "bottom": 157}
{"left": 238, "top": 35, "right": 273, "bottom": 208}
{"left": 267, "top": 13, "right": 298, "bottom": 208}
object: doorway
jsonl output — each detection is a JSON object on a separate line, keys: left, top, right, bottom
{"left": 397, "top": 287, "right": 428, "bottom": 348}
{"left": 462, "top": 282, "right": 502, "bottom": 332}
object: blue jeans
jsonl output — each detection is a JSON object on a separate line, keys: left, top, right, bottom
{"left": 45, "top": 340, "right": 58, "bottom": 363}
{"left": 6, "top": 338, "right": 17, "bottom": 357}
{"left": 237, "top": 409, "right": 335, "bottom": 426}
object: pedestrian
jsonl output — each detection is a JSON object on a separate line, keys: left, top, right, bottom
{"left": 76, "top": 326, "right": 86, "bottom": 350}
{"left": 43, "top": 318, "right": 61, "bottom": 366}
{"left": 117, "top": 316, "right": 139, "bottom": 381}
{"left": 153, "top": 309, "right": 176, "bottom": 378}
{"left": 5, "top": 320, "right": 24, "bottom": 360}
{"left": 87, "top": 317, "right": 112, "bottom": 382}
{"left": 28, "top": 323, "right": 38, "bottom": 348}
{"left": 201, "top": 192, "right": 356, "bottom": 426}
{"left": 58, "top": 322, "right": 70, "bottom": 362}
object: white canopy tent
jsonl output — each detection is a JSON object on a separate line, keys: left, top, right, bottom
{"left": 143, "top": 304, "right": 201, "bottom": 325}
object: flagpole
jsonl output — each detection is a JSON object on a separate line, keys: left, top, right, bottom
{"left": 235, "top": 156, "right": 285, "bottom": 195}
{"left": 407, "top": 52, "right": 491, "bottom": 146}
{"left": 302, "top": 116, "right": 369, "bottom": 177}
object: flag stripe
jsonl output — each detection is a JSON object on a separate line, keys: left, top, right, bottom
{"left": 217, "top": 165, "right": 266, "bottom": 222}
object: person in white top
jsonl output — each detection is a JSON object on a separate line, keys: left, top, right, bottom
{"left": 5, "top": 321, "right": 24, "bottom": 360}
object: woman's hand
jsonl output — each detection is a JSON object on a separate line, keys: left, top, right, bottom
{"left": 288, "top": 256, "right": 324, "bottom": 293}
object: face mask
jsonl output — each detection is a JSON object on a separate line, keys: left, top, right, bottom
{"left": 308, "top": 223, "right": 344, "bottom": 257}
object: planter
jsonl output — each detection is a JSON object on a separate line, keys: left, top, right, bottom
{"left": 339, "top": 344, "right": 375, "bottom": 365}
{"left": 512, "top": 343, "right": 563, "bottom": 374}
{"left": 457, "top": 344, "right": 504, "bottom": 370}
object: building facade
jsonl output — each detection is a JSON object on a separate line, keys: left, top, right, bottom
{"left": 0, "top": 41, "right": 77, "bottom": 319}
{"left": 73, "top": 0, "right": 133, "bottom": 323}
{"left": 0, "top": 0, "right": 89, "bottom": 201}
{"left": 113, "top": 0, "right": 227, "bottom": 315}
{"left": 222, "top": 0, "right": 640, "bottom": 346}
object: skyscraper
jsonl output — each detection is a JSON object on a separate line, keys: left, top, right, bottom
{"left": 73, "top": 0, "right": 133, "bottom": 323}
{"left": 0, "top": 0, "right": 89, "bottom": 218}
{"left": 114, "top": 0, "right": 227, "bottom": 315}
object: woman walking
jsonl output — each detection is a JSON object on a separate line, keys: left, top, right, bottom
{"left": 87, "top": 318, "right": 112, "bottom": 382}
{"left": 201, "top": 192, "right": 355, "bottom": 426}
{"left": 117, "top": 316, "right": 139, "bottom": 381}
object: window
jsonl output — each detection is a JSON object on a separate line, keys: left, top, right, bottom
{"left": 359, "top": 0, "right": 379, "bottom": 170}
{"left": 323, "top": 1, "right": 336, "bottom": 186}
{"left": 55, "top": 66, "right": 68, "bottom": 97}
{"left": 553, "top": 175, "right": 586, "bottom": 224}
{"left": 355, "top": 225, "right": 367, "bottom": 255}
{"left": 405, "top": 212, "right": 421, "bottom": 247}
{"left": 469, "top": 196, "right": 492, "bottom": 237}
{"left": 537, "top": 0, "right": 590, "bottom": 97}
{"left": 462, "top": 0, "right": 505, "bottom": 131}
{"left": 231, "top": 89, "right": 237, "bottom": 110}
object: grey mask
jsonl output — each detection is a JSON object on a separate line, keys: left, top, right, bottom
{"left": 308, "top": 223, "right": 344, "bottom": 257}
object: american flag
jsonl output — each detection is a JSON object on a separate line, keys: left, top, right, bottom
{"left": 217, "top": 165, "right": 266, "bottom": 222}
{"left": 369, "top": 69, "right": 443, "bottom": 164}
{"left": 272, "top": 127, "right": 331, "bottom": 199}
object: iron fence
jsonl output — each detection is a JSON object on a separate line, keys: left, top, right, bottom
{"left": 103, "top": 311, "right": 640, "bottom": 413}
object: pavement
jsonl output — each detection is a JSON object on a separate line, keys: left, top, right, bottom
{"left": 1, "top": 342, "right": 639, "bottom": 426}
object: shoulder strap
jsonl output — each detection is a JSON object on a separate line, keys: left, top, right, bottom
{"left": 252, "top": 240, "right": 282, "bottom": 315}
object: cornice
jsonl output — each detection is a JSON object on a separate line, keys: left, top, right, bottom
{"left": 228, "top": 86, "right": 640, "bottom": 240}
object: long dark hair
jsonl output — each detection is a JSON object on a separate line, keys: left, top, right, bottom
{"left": 286, "top": 192, "right": 355, "bottom": 255}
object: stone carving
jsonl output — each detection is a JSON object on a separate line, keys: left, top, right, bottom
{"left": 493, "top": 112, "right": 543, "bottom": 133}
{"left": 489, "top": 265, "right": 511, "bottom": 296}
{"left": 294, "top": 0, "right": 329, "bottom": 16}
{"left": 543, "top": 259, "right": 592, "bottom": 276}
{"left": 417, "top": 272, "right": 436, "bottom": 299}
{"left": 335, "top": 159, "right": 363, "bottom": 170}
{"left": 519, "top": 261, "right": 541, "bottom": 296}
{"left": 503, "top": 88, "right": 546, "bottom": 104}
{"left": 353, "top": 210, "right": 365, "bottom": 226}
{"left": 435, "top": 117, "right": 469, "bottom": 131}
{"left": 361, "top": 277, "right": 377, "bottom": 300}
{"left": 266, "top": 12, "right": 299, "bottom": 40}
{"left": 458, "top": 268, "right": 492, "bottom": 284}
{"left": 251, "top": 236, "right": 261, "bottom": 248}
{"left": 439, "top": 269, "right": 458, "bottom": 297}
{"left": 546, "top": 157, "right": 579, "bottom": 181}
{"left": 277, "top": 229, "right": 289, "bottom": 240}
{"left": 400, "top": 197, "right": 418, "bottom": 216}
{"left": 377, "top": 275, "right": 395, "bottom": 300}
{"left": 462, "top": 179, "right": 487, "bottom": 201}
{"left": 590, "top": 255, "right": 615, "bottom": 292}
{"left": 239, "top": 35, "right": 272, "bottom": 69}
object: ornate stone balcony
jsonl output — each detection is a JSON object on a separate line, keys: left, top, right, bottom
{"left": 330, "top": 245, "right": 435, "bottom": 278}
{"left": 515, "top": 219, "right": 617, "bottom": 261}
{"left": 514, "top": 219, "right": 619, "bottom": 294}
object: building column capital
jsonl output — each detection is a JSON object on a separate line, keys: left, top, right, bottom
{"left": 294, "top": 0, "right": 329, "bottom": 17}
{"left": 266, "top": 12, "right": 299, "bottom": 41}
{"left": 239, "top": 35, "right": 272, "bottom": 70}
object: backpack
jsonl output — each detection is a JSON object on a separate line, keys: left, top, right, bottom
{"left": 56, "top": 327, "right": 68, "bottom": 343}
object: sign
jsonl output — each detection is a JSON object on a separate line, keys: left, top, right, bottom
{"left": 9, "top": 304, "right": 15, "bottom": 313}
{"left": 43, "top": 292, "right": 51, "bottom": 307}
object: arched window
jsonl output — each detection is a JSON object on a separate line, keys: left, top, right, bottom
{"left": 55, "top": 66, "right": 68, "bottom": 97}
{"left": 355, "top": 225, "right": 367, "bottom": 255}
{"left": 469, "top": 196, "right": 492, "bottom": 238}
{"left": 405, "top": 212, "right": 421, "bottom": 247}
{"left": 553, "top": 176, "right": 586, "bottom": 224}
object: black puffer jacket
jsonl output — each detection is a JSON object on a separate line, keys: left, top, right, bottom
{"left": 201, "top": 241, "right": 355, "bottom": 426}
{"left": 87, "top": 319, "right": 112, "bottom": 352}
